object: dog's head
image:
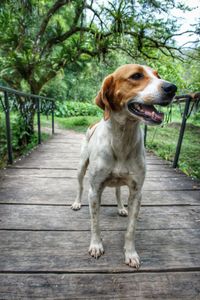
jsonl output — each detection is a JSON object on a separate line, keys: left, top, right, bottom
{"left": 95, "top": 64, "right": 177, "bottom": 125}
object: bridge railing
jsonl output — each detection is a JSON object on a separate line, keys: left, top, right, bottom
{"left": 0, "top": 85, "right": 56, "bottom": 165}
{"left": 144, "top": 92, "right": 200, "bottom": 168}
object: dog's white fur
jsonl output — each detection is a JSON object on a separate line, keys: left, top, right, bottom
{"left": 71, "top": 64, "right": 176, "bottom": 268}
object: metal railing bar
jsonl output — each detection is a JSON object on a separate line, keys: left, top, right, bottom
{"left": 52, "top": 101, "right": 55, "bottom": 135}
{"left": 4, "top": 91, "right": 13, "bottom": 164}
{"left": 144, "top": 124, "right": 147, "bottom": 147}
{"left": 0, "top": 85, "right": 56, "bottom": 165}
{"left": 144, "top": 92, "right": 200, "bottom": 170}
{"left": 173, "top": 92, "right": 200, "bottom": 103}
{"left": 0, "top": 85, "right": 55, "bottom": 102}
{"left": 37, "top": 98, "right": 41, "bottom": 144}
{"left": 172, "top": 96, "right": 191, "bottom": 168}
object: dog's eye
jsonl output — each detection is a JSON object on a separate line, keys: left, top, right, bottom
{"left": 130, "top": 73, "right": 144, "bottom": 80}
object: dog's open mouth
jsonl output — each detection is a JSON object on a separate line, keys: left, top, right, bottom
{"left": 128, "top": 103, "right": 164, "bottom": 124}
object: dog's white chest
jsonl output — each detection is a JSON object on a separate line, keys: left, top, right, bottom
{"left": 103, "top": 175, "right": 131, "bottom": 187}
{"left": 103, "top": 161, "right": 141, "bottom": 187}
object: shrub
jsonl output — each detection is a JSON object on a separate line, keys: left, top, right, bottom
{"left": 0, "top": 112, "right": 49, "bottom": 167}
{"left": 55, "top": 101, "right": 102, "bottom": 118}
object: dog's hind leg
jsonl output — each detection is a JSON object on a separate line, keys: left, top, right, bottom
{"left": 115, "top": 187, "right": 128, "bottom": 216}
{"left": 71, "top": 140, "right": 89, "bottom": 210}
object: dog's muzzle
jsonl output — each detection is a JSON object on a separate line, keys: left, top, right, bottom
{"left": 127, "top": 102, "right": 164, "bottom": 124}
{"left": 127, "top": 82, "right": 177, "bottom": 125}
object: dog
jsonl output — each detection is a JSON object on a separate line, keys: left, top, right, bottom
{"left": 71, "top": 64, "right": 177, "bottom": 268}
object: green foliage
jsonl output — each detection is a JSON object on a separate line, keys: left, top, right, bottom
{"left": 192, "top": 111, "right": 200, "bottom": 125}
{"left": 0, "top": 0, "right": 194, "bottom": 96}
{"left": 55, "top": 116, "right": 101, "bottom": 132}
{"left": 0, "top": 0, "right": 199, "bottom": 177}
{"left": 54, "top": 110, "right": 200, "bottom": 179}
{"left": 43, "top": 50, "right": 200, "bottom": 104}
{"left": 10, "top": 114, "right": 29, "bottom": 150}
{"left": 146, "top": 123, "right": 200, "bottom": 179}
{"left": 0, "top": 112, "right": 49, "bottom": 167}
{"left": 55, "top": 101, "right": 102, "bottom": 118}
{"left": 148, "top": 53, "right": 200, "bottom": 93}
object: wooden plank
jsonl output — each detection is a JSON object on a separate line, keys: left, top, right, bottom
{"left": 10, "top": 150, "right": 171, "bottom": 165}
{"left": 27, "top": 143, "right": 81, "bottom": 150}
{"left": 10, "top": 164, "right": 175, "bottom": 171}
{"left": 12, "top": 158, "right": 172, "bottom": 169}
{"left": 0, "top": 205, "right": 199, "bottom": 230}
{"left": 0, "top": 168, "right": 187, "bottom": 178}
{"left": 47, "top": 139, "right": 82, "bottom": 142}
{"left": 0, "top": 272, "right": 200, "bottom": 300}
{"left": 16, "top": 155, "right": 170, "bottom": 166}
{"left": 0, "top": 229, "right": 200, "bottom": 272}
{"left": 0, "top": 184, "right": 199, "bottom": 205}
{"left": 0, "top": 177, "right": 199, "bottom": 193}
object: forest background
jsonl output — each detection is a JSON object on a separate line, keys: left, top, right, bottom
{"left": 0, "top": 0, "right": 199, "bottom": 177}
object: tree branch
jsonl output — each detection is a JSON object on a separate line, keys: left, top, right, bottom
{"left": 35, "top": 0, "right": 71, "bottom": 46}
{"left": 163, "top": 30, "right": 197, "bottom": 43}
{"left": 40, "top": 25, "right": 113, "bottom": 58}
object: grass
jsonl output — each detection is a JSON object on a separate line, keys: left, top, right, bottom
{"left": 55, "top": 116, "right": 101, "bottom": 132}
{"left": 39, "top": 115, "right": 101, "bottom": 132}
{"left": 146, "top": 123, "right": 200, "bottom": 178}
{"left": 39, "top": 106, "right": 200, "bottom": 179}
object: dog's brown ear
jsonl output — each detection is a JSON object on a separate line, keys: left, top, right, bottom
{"left": 95, "top": 75, "right": 114, "bottom": 120}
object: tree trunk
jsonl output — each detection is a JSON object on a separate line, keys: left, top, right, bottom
{"left": 16, "top": 82, "right": 41, "bottom": 143}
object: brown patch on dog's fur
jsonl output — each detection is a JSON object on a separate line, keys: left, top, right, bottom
{"left": 89, "top": 121, "right": 100, "bottom": 129}
{"left": 95, "top": 75, "right": 115, "bottom": 120}
{"left": 95, "top": 64, "right": 154, "bottom": 119}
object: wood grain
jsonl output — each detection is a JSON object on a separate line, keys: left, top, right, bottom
{"left": 0, "top": 205, "right": 199, "bottom": 230}
{"left": 0, "top": 229, "right": 200, "bottom": 272}
{"left": 0, "top": 272, "right": 200, "bottom": 300}
{"left": 0, "top": 128, "right": 200, "bottom": 299}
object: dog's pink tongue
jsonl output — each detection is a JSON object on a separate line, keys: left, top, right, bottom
{"left": 143, "top": 106, "right": 164, "bottom": 122}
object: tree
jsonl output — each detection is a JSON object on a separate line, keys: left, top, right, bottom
{"left": 0, "top": 0, "right": 198, "bottom": 134}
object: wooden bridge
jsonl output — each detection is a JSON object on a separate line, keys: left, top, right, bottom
{"left": 0, "top": 128, "right": 200, "bottom": 299}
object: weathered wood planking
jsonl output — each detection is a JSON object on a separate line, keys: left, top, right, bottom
{"left": 0, "top": 272, "right": 200, "bottom": 300}
{"left": 7, "top": 162, "right": 176, "bottom": 171}
{"left": 10, "top": 158, "right": 172, "bottom": 168}
{"left": 10, "top": 150, "right": 171, "bottom": 164}
{"left": 8, "top": 144, "right": 174, "bottom": 169}
{"left": 0, "top": 186, "right": 199, "bottom": 206}
{"left": 0, "top": 205, "right": 199, "bottom": 230}
{"left": 0, "top": 176, "right": 199, "bottom": 191}
{"left": 0, "top": 129, "right": 200, "bottom": 299}
{"left": 1, "top": 229, "right": 200, "bottom": 272}
{"left": 0, "top": 167, "right": 187, "bottom": 178}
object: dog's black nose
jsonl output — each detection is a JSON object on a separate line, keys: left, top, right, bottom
{"left": 162, "top": 83, "right": 177, "bottom": 94}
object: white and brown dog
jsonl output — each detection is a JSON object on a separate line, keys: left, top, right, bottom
{"left": 71, "top": 64, "right": 177, "bottom": 268}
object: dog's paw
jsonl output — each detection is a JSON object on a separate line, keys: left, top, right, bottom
{"left": 118, "top": 207, "right": 128, "bottom": 217}
{"left": 88, "top": 242, "right": 104, "bottom": 259}
{"left": 71, "top": 202, "right": 81, "bottom": 210}
{"left": 125, "top": 251, "right": 140, "bottom": 269}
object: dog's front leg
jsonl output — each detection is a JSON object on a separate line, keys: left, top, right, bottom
{"left": 124, "top": 187, "right": 142, "bottom": 269}
{"left": 88, "top": 185, "right": 104, "bottom": 259}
